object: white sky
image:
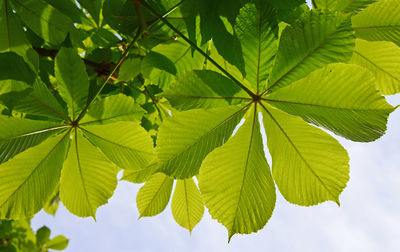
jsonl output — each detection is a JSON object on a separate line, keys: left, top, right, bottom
{"left": 32, "top": 1, "right": 400, "bottom": 251}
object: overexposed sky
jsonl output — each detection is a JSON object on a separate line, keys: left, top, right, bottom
{"left": 32, "top": 1, "right": 400, "bottom": 251}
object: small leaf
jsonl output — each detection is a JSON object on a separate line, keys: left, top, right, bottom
{"left": 136, "top": 173, "right": 174, "bottom": 217}
{"left": 171, "top": 178, "right": 204, "bottom": 232}
{"left": 54, "top": 47, "right": 90, "bottom": 120}
{"left": 36, "top": 226, "right": 51, "bottom": 246}
{"left": 45, "top": 235, "right": 69, "bottom": 250}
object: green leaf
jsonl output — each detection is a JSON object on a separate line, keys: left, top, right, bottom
{"left": 171, "top": 178, "right": 204, "bottom": 232}
{"left": 81, "top": 122, "right": 155, "bottom": 170}
{"left": 77, "top": 0, "right": 102, "bottom": 25}
{"left": 335, "top": 0, "right": 378, "bottom": 13}
{"left": 121, "top": 162, "right": 158, "bottom": 184}
{"left": 0, "top": 133, "right": 69, "bottom": 219}
{"left": 13, "top": 79, "right": 69, "bottom": 121}
{"left": 261, "top": 104, "right": 349, "bottom": 206}
{"left": 118, "top": 57, "right": 142, "bottom": 82}
{"left": 12, "top": 0, "right": 81, "bottom": 46}
{"left": 266, "top": 10, "right": 355, "bottom": 93}
{"left": 36, "top": 226, "right": 50, "bottom": 246}
{"left": 44, "top": 0, "right": 92, "bottom": 26}
{"left": 43, "top": 186, "right": 60, "bottom": 216}
{"left": 163, "top": 70, "right": 249, "bottom": 111}
{"left": 60, "top": 130, "right": 118, "bottom": 218}
{"left": 199, "top": 105, "right": 275, "bottom": 240}
{"left": 0, "top": 52, "right": 36, "bottom": 85}
{"left": 0, "top": 0, "right": 39, "bottom": 71}
{"left": 45, "top": 235, "right": 69, "bottom": 250}
{"left": 141, "top": 40, "right": 205, "bottom": 89}
{"left": 350, "top": 39, "right": 400, "bottom": 95}
{"left": 0, "top": 117, "right": 66, "bottom": 163}
{"left": 235, "top": 2, "right": 279, "bottom": 93}
{"left": 80, "top": 94, "right": 145, "bottom": 125}
{"left": 54, "top": 47, "right": 90, "bottom": 120}
{"left": 352, "top": 0, "right": 400, "bottom": 46}
{"left": 157, "top": 105, "right": 248, "bottom": 179}
{"left": 136, "top": 173, "right": 174, "bottom": 217}
{"left": 264, "top": 63, "right": 394, "bottom": 142}
{"left": 312, "top": 0, "right": 338, "bottom": 9}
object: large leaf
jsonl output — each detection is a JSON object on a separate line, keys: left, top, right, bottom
{"left": 312, "top": 0, "right": 338, "bottom": 9}
{"left": 234, "top": 2, "right": 279, "bottom": 93}
{"left": 80, "top": 94, "right": 145, "bottom": 125}
{"left": 157, "top": 105, "right": 248, "bottom": 179}
{"left": 60, "top": 130, "right": 118, "bottom": 218}
{"left": 0, "top": 117, "right": 66, "bottom": 163}
{"left": 171, "top": 178, "right": 204, "bottom": 232}
{"left": 199, "top": 105, "right": 275, "bottom": 240}
{"left": 352, "top": 0, "right": 400, "bottom": 46}
{"left": 261, "top": 104, "right": 349, "bottom": 206}
{"left": 350, "top": 39, "right": 400, "bottom": 95}
{"left": 54, "top": 47, "right": 90, "bottom": 120}
{"left": 77, "top": 0, "right": 102, "bottom": 25}
{"left": 336, "top": 0, "right": 378, "bottom": 13}
{"left": 0, "top": 133, "right": 69, "bottom": 219}
{"left": 264, "top": 63, "right": 394, "bottom": 142}
{"left": 266, "top": 10, "right": 355, "bottom": 93}
{"left": 163, "top": 70, "right": 249, "bottom": 111}
{"left": 12, "top": 0, "right": 81, "bottom": 45}
{"left": 81, "top": 122, "right": 155, "bottom": 170}
{"left": 136, "top": 173, "right": 174, "bottom": 217}
{"left": 0, "top": 52, "right": 36, "bottom": 85}
{"left": 13, "top": 79, "right": 69, "bottom": 121}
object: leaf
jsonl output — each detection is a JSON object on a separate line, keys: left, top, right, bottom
{"left": 60, "top": 130, "right": 118, "bottom": 218}
{"left": 0, "top": 0, "right": 38, "bottom": 70}
{"left": 45, "top": 235, "right": 69, "bottom": 250}
{"left": 163, "top": 70, "right": 249, "bottom": 111}
{"left": 54, "top": 47, "right": 90, "bottom": 120}
{"left": 80, "top": 94, "right": 145, "bottom": 125}
{"left": 12, "top": 0, "right": 81, "bottom": 45}
{"left": 350, "top": 39, "right": 400, "bottom": 95}
{"left": 121, "top": 162, "right": 158, "bottom": 184}
{"left": 81, "top": 122, "right": 155, "bottom": 170}
{"left": 199, "top": 105, "right": 275, "bottom": 240}
{"left": 43, "top": 186, "right": 60, "bottom": 216}
{"left": 0, "top": 117, "right": 66, "bottom": 163}
{"left": 136, "top": 173, "right": 174, "bottom": 217}
{"left": 312, "top": 0, "right": 338, "bottom": 9}
{"left": 352, "top": 0, "right": 400, "bottom": 46}
{"left": 141, "top": 40, "right": 205, "bottom": 89}
{"left": 36, "top": 226, "right": 50, "bottom": 246}
{"left": 171, "top": 178, "right": 204, "bottom": 232}
{"left": 157, "top": 105, "right": 248, "bottom": 179}
{"left": 0, "top": 52, "right": 36, "bottom": 85}
{"left": 266, "top": 10, "right": 355, "bottom": 93}
{"left": 13, "top": 79, "right": 69, "bottom": 121}
{"left": 335, "top": 0, "right": 378, "bottom": 13}
{"left": 0, "top": 133, "right": 69, "bottom": 219}
{"left": 264, "top": 63, "right": 394, "bottom": 142}
{"left": 44, "top": 0, "right": 92, "bottom": 26}
{"left": 261, "top": 104, "right": 349, "bottom": 206}
{"left": 77, "top": 0, "right": 102, "bottom": 25}
{"left": 234, "top": 2, "right": 279, "bottom": 93}
{"left": 118, "top": 57, "right": 142, "bottom": 82}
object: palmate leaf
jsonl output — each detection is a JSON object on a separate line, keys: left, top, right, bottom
{"left": 261, "top": 104, "right": 349, "bottom": 205}
{"left": 264, "top": 63, "right": 394, "bottom": 142}
{"left": 136, "top": 173, "right": 174, "bottom": 217}
{"left": 54, "top": 48, "right": 90, "bottom": 120}
{"left": 171, "top": 178, "right": 204, "bottom": 232}
{"left": 0, "top": 133, "right": 69, "bottom": 219}
{"left": 266, "top": 10, "right": 355, "bottom": 93}
{"left": 199, "top": 105, "right": 275, "bottom": 240}
{"left": 157, "top": 105, "right": 248, "bottom": 179}
{"left": 234, "top": 2, "right": 279, "bottom": 93}
{"left": 352, "top": 0, "right": 400, "bottom": 46}
{"left": 350, "top": 39, "right": 400, "bottom": 95}
{"left": 60, "top": 130, "right": 118, "bottom": 218}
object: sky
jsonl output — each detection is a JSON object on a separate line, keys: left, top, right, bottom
{"left": 32, "top": 1, "right": 400, "bottom": 251}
